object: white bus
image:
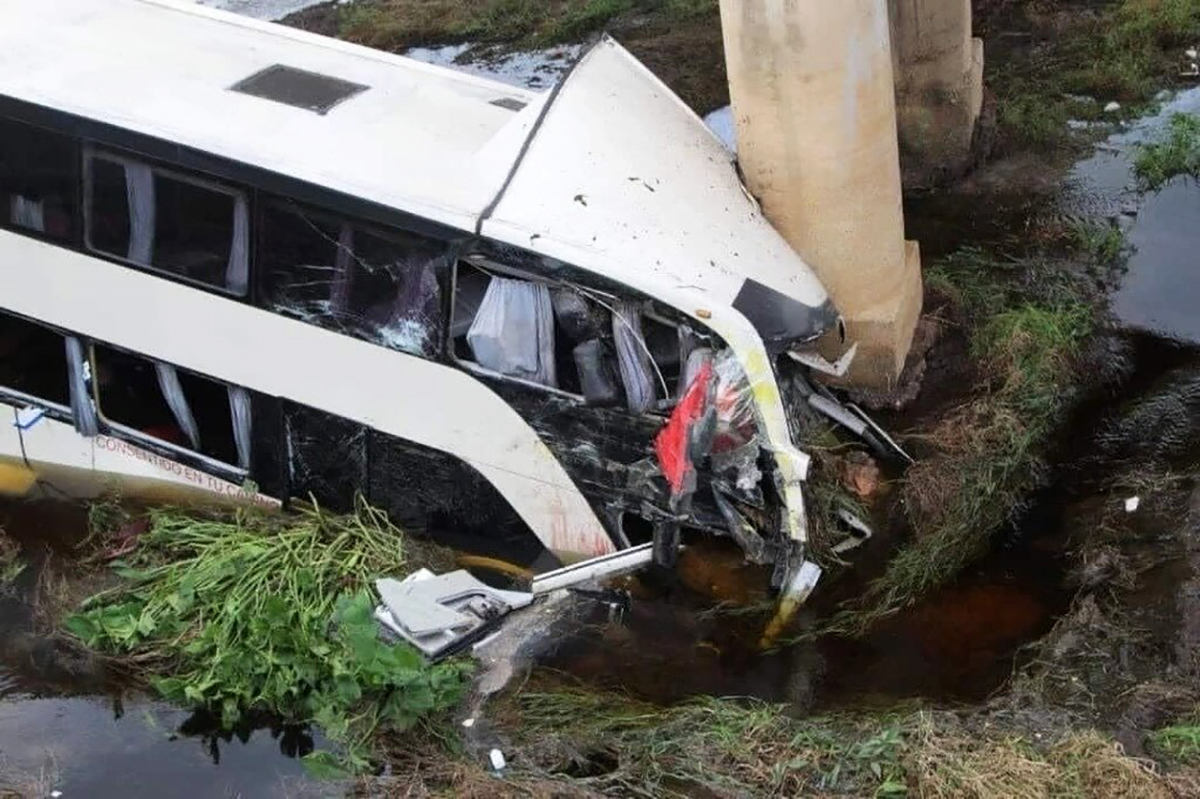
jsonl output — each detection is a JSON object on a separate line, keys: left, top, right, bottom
{"left": 0, "top": 0, "right": 839, "bottom": 584}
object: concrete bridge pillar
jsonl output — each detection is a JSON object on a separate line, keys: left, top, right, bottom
{"left": 889, "top": 0, "right": 985, "bottom": 188}
{"left": 717, "top": 0, "right": 922, "bottom": 388}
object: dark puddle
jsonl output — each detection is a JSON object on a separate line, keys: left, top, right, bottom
{"left": 1113, "top": 179, "right": 1200, "bottom": 342}
{"left": 1066, "top": 87, "right": 1200, "bottom": 344}
{"left": 0, "top": 498, "right": 324, "bottom": 797}
{"left": 540, "top": 529, "right": 1071, "bottom": 709}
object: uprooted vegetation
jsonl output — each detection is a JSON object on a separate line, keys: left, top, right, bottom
{"left": 63, "top": 498, "right": 468, "bottom": 774}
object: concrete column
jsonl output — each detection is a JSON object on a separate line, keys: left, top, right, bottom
{"left": 717, "top": 0, "right": 922, "bottom": 388}
{"left": 889, "top": 0, "right": 985, "bottom": 188}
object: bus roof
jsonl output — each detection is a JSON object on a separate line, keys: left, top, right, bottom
{"left": 0, "top": 0, "right": 834, "bottom": 328}
{"left": 0, "top": 0, "right": 537, "bottom": 233}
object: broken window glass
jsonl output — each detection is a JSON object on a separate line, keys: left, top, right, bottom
{"left": 259, "top": 200, "right": 446, "bottom": 357}
{"left": 85, "top": 150, "right": 249, "bottom": 294}
{"left": 451, "top": 259, "right": 686, "bottom": 411}
{"left": 91, "top": 343, "right": 249, "bottom": 468}
{"left": 0, "top": 116, "right": 78, "bottom": 241}
{"left": 0, "top": 313, "right": 70, "bottom": 407}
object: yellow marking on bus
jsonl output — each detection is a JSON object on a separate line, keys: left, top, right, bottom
{"left": 0, "top": 460, "right": 37, "bottom": 497}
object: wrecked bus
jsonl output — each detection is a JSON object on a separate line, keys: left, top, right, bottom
{"left": 0, "top": 0, "right": 841, "bottom": 591}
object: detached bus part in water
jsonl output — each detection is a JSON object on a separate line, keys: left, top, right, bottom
{"left": 0, "top": 0, "right": 850, "bottom": 612}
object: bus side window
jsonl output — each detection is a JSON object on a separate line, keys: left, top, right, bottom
{"left": 84, "top": 151, "right": 250, "bottom": 295}
{"left": 90, "top": 343, "right": 251, "bottom": 470}
{"left": 450, "top": 259, "right": 679, "bottom": 413}
{"left": 259, "top": 200, "right": 445, "bottom": 357}
{"left": 0, "top": 117, "right": 78, "bottom": 242}
{"left": 0, "top": 313, "right": 71, "bottom": 407}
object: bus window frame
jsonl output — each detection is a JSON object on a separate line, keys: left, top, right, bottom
{"left": 0, "top": 113, "right": 84, "bottom": 249}
{"left": 82, "top": 144, "right": 251, "bottom": 299}
{"left": 448, "top": 255, "right": 685, "bottom": 412}
{"left": 0, "top": 310, "right": 75, "bottom": 419}
{"left": 448, "top": 255, "right": 591, "bottom": 403}
{"left": 86, "top": 340, "right": 251, "bottom": 481}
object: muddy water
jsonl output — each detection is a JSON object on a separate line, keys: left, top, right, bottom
{"left": 0, "top": 694, "right": 318, "bottom": 797}
{"left": 538, "top": 534, "right": 1070, "bottom": 708}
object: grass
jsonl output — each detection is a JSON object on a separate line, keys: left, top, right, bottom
{"left": 0, "top": 527, "right": 23, "bottom": 585}
{"left": 817, "top": 248, "right": 1094, "bottom": 636}
{"left": 1135, "top": 113, "right": 1200, "bottom": 190}
{"left": 63, "top": 498, "right": 466, "bottom": 774}
{"left": 382, "top": 685, "right": 1178, "bottom": 798}
{"left": 496, "top": 686, "right": 910, "bottom": 797}
{"left": 911, "top": 720, "right": 1171, "bottom": 799}
{"left": 335, "top": 0, "right": 717, "bottom": 51}
{"left": 1150, "top": 716, "right": 1200, "bottom": 765}
{"left": 991, "top": 0, "right": 1200, "bottom": 151}
{"left": 1071, "top": 221, "right": 1128, "bottom": 267}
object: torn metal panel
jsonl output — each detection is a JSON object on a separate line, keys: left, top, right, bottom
{"left": 831, "top": 509, "right": 874, "bottom": 556}
{"left": 788, "top": 342, "right": 858, "bottom": 379}
{"left": 375, "top": 569, "right": 534, "bottom": 660}
{"left": 531, "top": 542, "right": 654, "bottom": 593}
{"left": 733, "top": 280, "right": 841, "bottom": 354}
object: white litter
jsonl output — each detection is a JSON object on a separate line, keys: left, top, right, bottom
{"left": 489, "top": 748, "right": 507, "bottom": 771}
{"left": 374, "top": 570, "right": 533, "bottom": 660}
{"left": 462, "top": 717, "right": 476, "bottom": 728}
{"left": 1187, "top": 48, "right": 1198, "bottom": 60}
{"left": 1125, "top": 496, "right": 1140, "bottom": 513}
{"left": 50, "top": 792, "right": 63, "bottom": 798}
{"left": 1104, "top": 101, "right": 1121, "bottom": 113}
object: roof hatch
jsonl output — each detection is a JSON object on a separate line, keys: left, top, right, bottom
{"left": 230, "top": 65, "right": 368, "bottom": 115}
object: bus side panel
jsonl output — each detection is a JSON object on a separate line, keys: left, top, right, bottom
{"left": 277, "top": 399, "right": 554, "bottom": 568}
{"left": 283, "top": 402, "right": 367, "bottom": 514}
{"left": 368, "top": 431, "right": 554, "bottom": 568}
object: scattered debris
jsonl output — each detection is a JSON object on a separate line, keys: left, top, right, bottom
{"left": 831, "top": 510, "right": 874, "bottom": 556}
{"left": 1105, "top": 101, "right": 1122, "bottom": 113}
{"left": 788, "top": 342, "right": 858, "bottom": 378}
{"left": 375, "top": 570, "right": 534, "bottom": 660}
{"left": 839, "top": 451, "right": 882, "bottom": 499}
{"left": 1125, "top": 496, "right": 1140, "bottom": 513}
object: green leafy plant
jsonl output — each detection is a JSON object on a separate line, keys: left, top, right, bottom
{"left": 65, "top": 499, "right": 467, "bottom": 773}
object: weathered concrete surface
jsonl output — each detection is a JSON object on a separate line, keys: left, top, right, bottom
{"left": 717, "top": 0, "right": 923, "bottom": 387}
{"left": 889, "top": 0, "right": 985, "bottom": 188}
